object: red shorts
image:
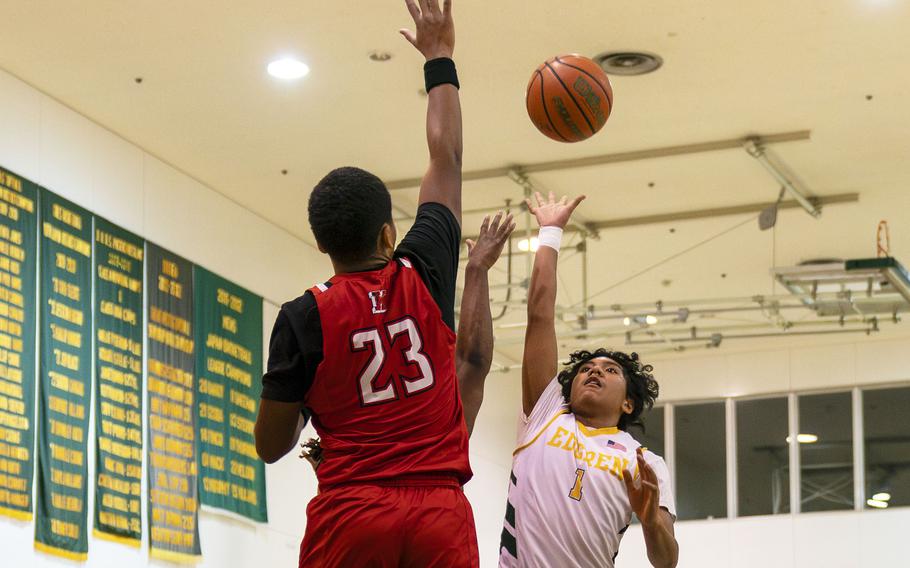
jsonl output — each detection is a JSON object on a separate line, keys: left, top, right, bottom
{"left": 299, "top": 477, "right": 478, "bottom": 568}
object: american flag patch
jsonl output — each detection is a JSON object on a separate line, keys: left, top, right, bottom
{"left": 607, "top": 440, "right": 627, "bottom": 452}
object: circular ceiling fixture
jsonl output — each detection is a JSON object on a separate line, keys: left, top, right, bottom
{"left": 267, "top": 58, "right": 310, "bottom": 80}
{"left": 594, "top": 51, "right": 662, "bottom": 76}
{"left": 369, "top": 51, "right": 393, "bottom": 62}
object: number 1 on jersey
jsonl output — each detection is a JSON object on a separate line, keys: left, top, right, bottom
{"left": 351, "top": 316, "right": 435, "bottom": 406}
{"left": 569, "top": 468, "right": 585, "bottom": 501}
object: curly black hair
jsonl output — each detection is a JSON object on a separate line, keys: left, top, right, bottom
{"left": 556, "top": 348, "right": 659, "bottom": 431}
{"left": 308, "top": 166, "right": 392, "bottom": 263}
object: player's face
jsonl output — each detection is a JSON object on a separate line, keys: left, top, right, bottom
{"left": 569, "top": 357, "right": 631, "bottom": 422}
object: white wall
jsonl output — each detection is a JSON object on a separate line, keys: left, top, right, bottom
{"left": 0, "top": 67, "right": 331, "bottom": 567}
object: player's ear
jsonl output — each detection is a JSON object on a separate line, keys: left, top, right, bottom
{"left": 378, "top": 222, "right": 396, "bottom": 253}
{"left": 621, "top": 398, "right": 634, "bottom": 415}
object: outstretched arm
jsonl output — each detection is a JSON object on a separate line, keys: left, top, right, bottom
{"left": 401, "top": 0, "right": 462, "bottom": 222}
{"left": 521, "top": 192, "right": 585, "bottom": 416}
{"left": 457, "top": 212, "right": 515, "bottom": 435}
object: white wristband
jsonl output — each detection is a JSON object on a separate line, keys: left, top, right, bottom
{"left": 538, "top": 226, "right": 564, "bottom": 252}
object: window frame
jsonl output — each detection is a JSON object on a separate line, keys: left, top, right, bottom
{"left": 664, "top": 381, "right": 910, "bottom": 522}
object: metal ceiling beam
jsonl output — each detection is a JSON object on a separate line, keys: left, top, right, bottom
{"left": 384, "top": 130, "right": 812, "bottom": 190}
{"left": 459, "top": 192, "right": 858, "bottom": 242}
{"left": 590, "top": 192, "right": 857, "bottom": 230}
{"left": 744, "top": 138, "right": 820, "bottom": 217}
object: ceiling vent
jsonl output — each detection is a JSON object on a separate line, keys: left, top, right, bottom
{"left": 594, "top": 51, "right": 662, "bottom": 76}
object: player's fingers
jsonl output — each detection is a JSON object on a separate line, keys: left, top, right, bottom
{"left": 499, "top": 214, "right": 515, "bottom": 238}
{"left": 644, "top": 460, "right": 658, "bottom": 484}
{"left": 417, "top": 0, "right": 430, "bottom": 17}
{"left": 399, "top": 29, "right": 417, "bottom": 46}
{"left": 479, "top": 214, "right": 490, "bottom": 235}
{"left": 637, "top": 448, "right": 657, "bottom": 483}
{"left": 621, "top": 469, "right": 636, "bottom": 493}
{"left": 534, "top": 191, "right": 545, "bottom": 208}
{"left": 559, "top": 194, "right": 568, "bottom": 205}
{"left": 443, "top": 0, "right": 452, "bottom": 17}
{"left": 641, "top": 480, "right": 659, "bottom": 492}
{"left": 404, "top": 0, "right": 421, "bottom": 21}
{"left": 524, "top": 198, "right": 536, "bottom": 214}
{"left": 425, "top": 0, "right": 440, "bottom": 14}
{"left": 489, "top": 211, "right": 503, "bottom": 233}
{"left": 465, "top": 239, "right": 475, "bottom": 253}
{"left": 567, "top": 194, "right": 587, "bottom": 212}
{"left": 548, "top": 191, "right": 556, "bottom": 204}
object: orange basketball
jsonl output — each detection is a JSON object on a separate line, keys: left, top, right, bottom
{"left": 526, "top": 54, "right": 613, "bottom": 143}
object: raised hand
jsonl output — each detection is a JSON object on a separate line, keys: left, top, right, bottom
{"left": 401, "top": 0, "right": 455, "bottom": 60}
{"left": 622, "top": 447, "right": 662, "bottom": 527}
{"left": 466, "top": 211, "right": 515, "bottom": 270}
{"left": 525, "top": 191, "right": 586, "bottom": 229}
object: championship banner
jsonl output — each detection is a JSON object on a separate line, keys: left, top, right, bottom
{"left": 0, "top": 166, "right": 38, "bottom": 521}
{"left": 93, "top": 217, "right": 143, "bottom": 546}
{"left": 35, "top": 190, "right": 92, "bottom": 560}
{"left": 194, "top": 267, "right": 266, "bottom": 522}
{"left": 146, "top": 243, "right": 201, "bottom": 563}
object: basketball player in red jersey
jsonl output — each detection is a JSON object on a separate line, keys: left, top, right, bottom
{"left": 299, "top": 211, "right": 516, "bottom": 471}
{"left": 254, "top": 1, "right": 478, "bottom": 566}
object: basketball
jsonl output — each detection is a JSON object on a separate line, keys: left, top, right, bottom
{"left": 526, "top": 54, "right": 613, "bottom": 143}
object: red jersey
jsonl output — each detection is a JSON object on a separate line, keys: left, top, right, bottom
{"left": 304, "top": 257, "right": 472, "bottom": 488}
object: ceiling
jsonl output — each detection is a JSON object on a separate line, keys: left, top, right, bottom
{"left": 2, "top": 0, "right": 909, "bottom": 364}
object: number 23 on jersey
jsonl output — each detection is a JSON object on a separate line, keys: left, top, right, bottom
{"left": 350, "top": 316, "right": 435, "bottom": 406}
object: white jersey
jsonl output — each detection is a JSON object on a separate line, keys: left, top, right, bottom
{"left": 499, "top": 378, "right": 675, "bottom": 568}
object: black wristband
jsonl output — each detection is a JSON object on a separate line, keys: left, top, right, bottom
{"left": 424, "top": 57, "right": 459, "bottom": 93}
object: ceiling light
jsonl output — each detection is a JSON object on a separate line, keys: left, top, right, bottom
{"left": 867, "top": 499, "right": 889, "bottom": 509}
{"left": 267, "top": 58, "right": 310, "bottom": 80}
{"left": 622, "top": 317, "right": 631, "bottom": 327}
{"left": 872, "top": 492, "right": 891, "bottom": 502}
{"left": 594, "top": 51, "right": 663, "bottom": 76}
{"left": 786, "top": 434, "right": 819, "bottom": 444}
{"left": 518, "top": 237, "right": 539, "bottom": 252}
{"left": 645, "top": 315, "right": 658, "bottom": 325}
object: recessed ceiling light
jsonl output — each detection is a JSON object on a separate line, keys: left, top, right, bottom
{"left": 268, "top": 58, "right": 310, "bottom": 80}
{"left": 622, "top": 317, "right": 631, "bottom": 327}
{"left": 867, "top": 498, "right": 889, "bottom": 509}
{"left": 594, "top": 51, "right": 663, "bottom": 76}
{"left": 872, "top": 492, "right": 891, "bottom": 502}
{"left": 645, "top": 315, "right": 659, "bottom": 325}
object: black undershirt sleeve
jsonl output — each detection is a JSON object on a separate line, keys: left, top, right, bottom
{"left": 260, "top": 293, "right": 323, "bottom": 408}
{"left": 395, "top": 202, "right": 461, "bottom": 330}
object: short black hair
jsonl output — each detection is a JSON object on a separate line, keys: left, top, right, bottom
{"left": 308, "top": 167, "right": 393, "bottom": 262}
{"left": 556, "top": 348, "right": 659, "bottom": 431}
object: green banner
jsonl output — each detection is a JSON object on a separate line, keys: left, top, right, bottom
{"left": 35, "top": 190, "right": 92, "bottom": 561}
{"left": 0, "top": 166, "right": 38, "bottom": 521}
{"left": 146, "top": 243, "right": 201, "bottom": 563}
{"left": 93, "top": 217, "right": 144, "bottom": 546}
{"left": 194, "top": 267, "right": 266, "bottom": 522}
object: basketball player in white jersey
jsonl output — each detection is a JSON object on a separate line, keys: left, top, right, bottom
{"left": 499, "top": 192, "right": 678, "bottom": 568}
